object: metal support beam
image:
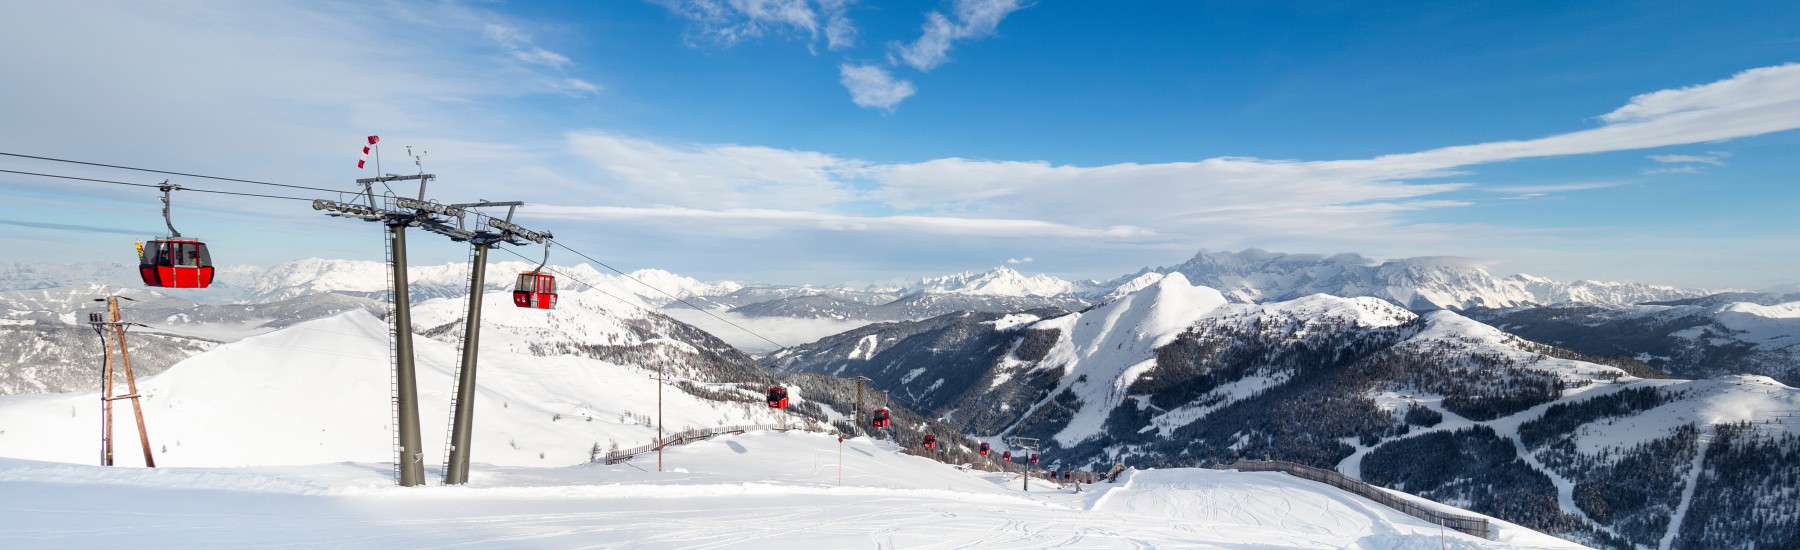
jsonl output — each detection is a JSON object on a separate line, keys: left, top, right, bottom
{"left": 443, "top": 241, "right": 491, "bottom": 485}
{"left": 389, "top": 223, "right": 425, "bottom": 487}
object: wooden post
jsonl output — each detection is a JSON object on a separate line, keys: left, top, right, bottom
{"left": 103, "top": 297, "right": 154, "bottom": 467}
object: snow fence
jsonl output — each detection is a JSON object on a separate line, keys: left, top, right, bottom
{"left": 1218, "top": 460, "right": 1494, "bottom": 540}
{"left": 603, "top": 424, "right": 793, "bottom": 465}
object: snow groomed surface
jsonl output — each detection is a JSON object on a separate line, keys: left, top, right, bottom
{"left": 0, "top": 430, "right": 1586, "bottom": 548}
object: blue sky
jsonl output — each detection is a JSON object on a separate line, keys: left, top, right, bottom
{"left": 2, "top": 1, "right": 1799, "bottom": 290}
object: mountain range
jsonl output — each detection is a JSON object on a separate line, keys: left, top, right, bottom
{"left": 6, "top": 251, "right": 1799, "bottom": 547}
{"left": 767, "top": 273, "right": 1800, "bottom": 549}
{"left": 1103, "top": 249, "right": 1713, "bottom": 310}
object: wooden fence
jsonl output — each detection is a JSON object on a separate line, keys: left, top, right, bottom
{"left": 1218, "top": 460, "right": 1493, "bottom": 540}
{"left": 602, "top": 423, "right": 792, "bottom": 465}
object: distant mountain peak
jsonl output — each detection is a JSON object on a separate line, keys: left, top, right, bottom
{"left": 901, "top": 265, "right": 1081, "bottom": 298}
{"left": 1103, "top": 248, "right": 1710, "bottom": 310}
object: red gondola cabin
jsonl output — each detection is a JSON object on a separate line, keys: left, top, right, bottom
{"left": 1002, "top": 450, "right": 1012, "bottom": 461}
{"left": 513, "top": 272, "right": 556, "bottom": 309}
{"left": 922, "top": 434, "right": 937, "bottom": 450}
{"left": 1029, "top": 453, "right": 1039, "bottom": 465}
{"left": 766, "top": 386, "right": 789, "bottom": 409}
{"left": 871, "top": 408, "right": 890, "bottom": 428}
{"left": 979, "top": 442, "right": 990, "bottom": 456}
{"left": 139, "top": 239, "right": 214, "bottom": 289}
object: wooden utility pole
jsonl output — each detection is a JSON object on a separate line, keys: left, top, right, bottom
{"left": 657, "top": 362, "right": 664, "bottom": 472}
{"left": 92, "top": 297, "right": 154, "bottom": 467}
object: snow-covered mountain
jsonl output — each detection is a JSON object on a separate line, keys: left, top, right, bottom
{"left": 0, "top": 290, "right": 1586, "bottom": 549}
{"left": 0, "top": 283, "right": 379, "bottom": 395}
{"left": 0, "top": 308, "right": 825, "bottom": 468}
{"left": 1467, "top": 293, "right": 1800, "bottom": 386}
{"left": 772, "top": 274, "right": 1800, "bottom": 549}
{"left": 1100, "top": 249, "right": 1711, "bottom": 310}
{"left": 898, "top": 266, "right": 1089, "bottom": 297}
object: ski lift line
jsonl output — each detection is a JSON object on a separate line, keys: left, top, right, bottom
{"left": 0, "top": 169, "right": 314, "bottom": 202}
{"left": 0, "top": 151, "right": 352, "bottom": 194}
{"left": 546, "top": 239, "right": 788, "bottom": 350}
{"left": 19, "top": 165, "right": 785, "bottom": 350}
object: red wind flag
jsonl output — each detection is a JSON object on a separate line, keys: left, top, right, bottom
{"left": 358, "top": 135, "right": 380, "bottom": 169}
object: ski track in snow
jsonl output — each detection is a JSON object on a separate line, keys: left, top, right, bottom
{"left": 1659, "top": 426, "right": 1712, "bottom": 550}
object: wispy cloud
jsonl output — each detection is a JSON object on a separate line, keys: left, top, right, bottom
{"left": 0, "top": 218, "right": 141, "bottom": 236}
{"left": 1649, "top": 152, "right": 1730, "bottom": 166}
{"left": 655, "top": 0, "right": 854, "bottom": 50}
{"left": 484, "top": 24, "right": 573, "bottom": 68}
{"left": 890, "top": 0, "right": 1026, "bottom": 72}
{"left": 1006, "top": 257, "right": 1034, "bottom": 264}
{"left": 1484, "top": 181, "right": 1624, "bottom": 194}
{"left": 527, "top": 205, "right": 1151, "bottom": 239}
{"left": 557, "top": 78, "right": 602, "bottom": 96}
{"left": 553, "top": 62, "right": 1800, "bottom": 251}
{"left": 1644, "top": 150, "right": 1731, "bottom": 175}
{"left": 839, "top": 64, "right": 915, "bottom": 110}
{"left": 1643, "top": 165, "right": 1703, "bottom": 175}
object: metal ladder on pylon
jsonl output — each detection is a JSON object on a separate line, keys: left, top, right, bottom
{"left": 440, "top": 243, "right": 480, "bottom": 473}
{"left": 382, "top": 219, "right": 402, "bottom": 483}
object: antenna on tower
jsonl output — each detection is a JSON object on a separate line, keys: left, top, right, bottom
{"left": 405, "top": 146, "right": 429, "bottom": 199}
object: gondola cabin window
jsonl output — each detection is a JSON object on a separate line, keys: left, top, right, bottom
{"left": 138, "top": 239, "right": 214, "bottom": 289}
{"left": 513, "top": 272, "right": 557, "bottom": 309}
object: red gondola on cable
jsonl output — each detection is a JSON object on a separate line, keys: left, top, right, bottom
{"left": 138, "top": 182, "right": 213, "bottom": 289}
{"left": 513, "top": 243, "right": 556, "bottom": 309}
{"left": 1029, "top": 453, "right": 1039, "bottom": 465}
{"left": 922, "top": 434, "right": 937, "bottom": 450}
{"left": 513, "top": 273, "right": 556, "bottom": 309}
{"left": 1002, "top": 450, "right": 1012, "bottom": 461}
{"left": 979, "top": 442, "right": 990, "bottom": 456}
{"left": 766, "top": 386, "right": 789, "bottom": 409}
{"left": 871, "top": 408, "right": 890, "bottom": 428}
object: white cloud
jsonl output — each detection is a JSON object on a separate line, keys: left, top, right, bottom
{"left": 1006, "top": 257, "right": 1034, "bottom": 264}
{"left": 1484, "top": 182, "right": 1624, "bottom": 193}
{"left": 557, "top": 78, "right": 602, "bottom": 96}
{"left": 552, "top": 62, "right": 1800, "bottom": 253}
{"left": 891, "top": 0, "right": 1026, "bottom": 72}
{"left": 566, "top": 131, "right": 863, "bottom": 210}
{"left": 1643, "top": 165, "right": 1703, "bottom": 175}
{"left": 839, "top": 64, "right": 916, "bottom": 110}
{"left": 526, "top": 205, "right": 1151, "bottom": 239}
{"left": 656, "top": 0, "right": 854, "bottom": 50}
{"left": 1648, "top": 152, "right": 1730, "bottom": 165}
{"left": 1350, "top": 63, "right": 1800, "bottom": 171}
{"left": 818, "top": 0, "right": 857, "bottom": 50}
{"left": 485, "top": 24, "right": 573, "bottom": 68}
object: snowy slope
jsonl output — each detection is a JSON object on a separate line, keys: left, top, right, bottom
{"left": 1033, "top": 273, "right": 1229, "bottom": 447}
{"left": 0, "top": 310, "right": 802, "bottom": 468}
{"left": 0, "top": 430, "right": 1583, "bottom": 549}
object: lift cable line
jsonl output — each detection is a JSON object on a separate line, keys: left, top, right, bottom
{"left": 0, "top": 151, "right": 353, "bottom": 194}
{"left": 0, "top": 168, "right": 315, "bottom": 202}
{"left": 14, "top": 162, "right": 793, "bottom": 351}
{"left": 546, "top": 240, "right": 789, "bottom": 351}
